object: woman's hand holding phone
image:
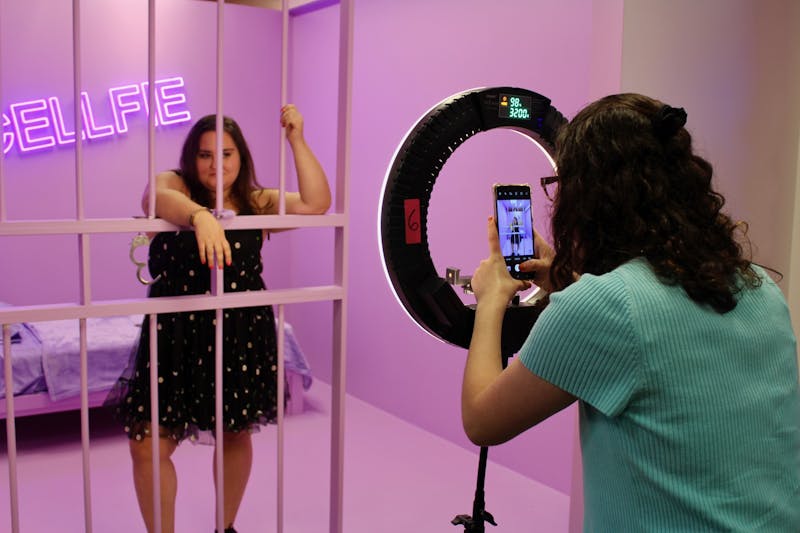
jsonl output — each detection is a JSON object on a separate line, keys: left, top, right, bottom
{"left": 471, "top": 217, "right": 532, "bottom": 306}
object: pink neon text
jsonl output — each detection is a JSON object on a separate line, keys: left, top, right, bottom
{"left": 2, "top": 76, "right": 191, "bottom": 155}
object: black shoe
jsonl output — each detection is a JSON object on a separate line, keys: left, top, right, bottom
{"left": 214, "top": 528, "right": 237, "bottom": 533}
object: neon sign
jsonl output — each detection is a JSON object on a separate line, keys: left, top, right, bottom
{"left": 2, "top": 76, "right": 191, "bottom": 155}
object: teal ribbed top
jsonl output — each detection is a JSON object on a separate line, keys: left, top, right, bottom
{"left": 519, "top": 260, "right": 800, "bottom": 532}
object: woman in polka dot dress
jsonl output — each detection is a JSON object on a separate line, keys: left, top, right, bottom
{"left": 108, "top": 106, "right": 330, "bottom": 533}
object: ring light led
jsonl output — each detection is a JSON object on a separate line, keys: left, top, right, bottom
{"left": 378, "top": 87, "right": 567, "bottom": 356}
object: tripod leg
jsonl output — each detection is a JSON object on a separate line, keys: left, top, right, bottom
{"left": 452, "top": 446, "right": 496, "bottom": 531}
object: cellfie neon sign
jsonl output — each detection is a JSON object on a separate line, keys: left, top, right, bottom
{"left": 2, "top": 76, "right": 191, "bottom": 155}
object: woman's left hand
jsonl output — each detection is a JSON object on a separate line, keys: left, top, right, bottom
{"left": 471, "top": 217, "right": 531, "bottom": 305}
{"left": 280, "top": 104, "right": 304, "bottom": 144}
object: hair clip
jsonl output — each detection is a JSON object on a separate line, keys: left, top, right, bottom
{"left": 653, "top": 105, "right": 687, "bottom": 140}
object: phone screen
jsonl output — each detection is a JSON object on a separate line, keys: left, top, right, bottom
{"left": 494, "top": 184, "right": 535, "bottom": 279}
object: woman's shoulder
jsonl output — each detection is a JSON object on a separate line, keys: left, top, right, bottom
{"left": 155, "top": 169, "right": 189, "bottom": 193}
{"left": 545, "top": 260, "right": 659, "bottom": 326}
{"left": 561, "top": 260, "right": 650, "bottom": 298}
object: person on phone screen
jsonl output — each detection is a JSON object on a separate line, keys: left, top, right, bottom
{"left": 510, "top": 215, "right": 521, "bottom": 255}
{"left": 462, "top": 93, "right": 799, "bottom": 531}
{"left": 107, "top": 105, "right": 330, "bottom": 533}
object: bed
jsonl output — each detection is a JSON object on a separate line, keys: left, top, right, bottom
{"left": 0, "top": 313, "right": 312, "bottom": 419}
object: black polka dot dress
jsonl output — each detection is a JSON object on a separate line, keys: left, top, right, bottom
{"left": 109, "top": 229, "right": 277, "bottom": 443}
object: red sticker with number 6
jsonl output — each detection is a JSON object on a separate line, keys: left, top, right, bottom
{"left": 404, "top": 199, "right": 421, "bottom": 244}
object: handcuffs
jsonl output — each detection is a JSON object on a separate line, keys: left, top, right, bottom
{"left": 129, "top": 233, "right": 161, "bottom": 285}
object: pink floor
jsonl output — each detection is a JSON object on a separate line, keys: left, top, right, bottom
{"left": 1, "top": 382, "right": 570, "bottom": 532}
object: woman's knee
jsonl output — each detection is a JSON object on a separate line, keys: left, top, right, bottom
{"left": 129, "top": 432, "right": 178, "bottom": 463}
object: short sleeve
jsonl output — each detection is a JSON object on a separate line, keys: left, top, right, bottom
{"left": 518, "top": 272, "right": 641, "bottom": 417}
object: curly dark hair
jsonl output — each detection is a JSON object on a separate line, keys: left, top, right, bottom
{"left": 177, "top": 114, "right": 270, "bottom": 215}
{"left": 549, "top": 93, "right": 760, "bottom": 313}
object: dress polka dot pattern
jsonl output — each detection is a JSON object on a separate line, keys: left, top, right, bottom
{"left": 108, "top": 230, "right": 277, "bottom": 443}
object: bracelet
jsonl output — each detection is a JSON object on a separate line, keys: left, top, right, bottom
{"left": 188, "top": 207, "right": 213, "bottom": 227}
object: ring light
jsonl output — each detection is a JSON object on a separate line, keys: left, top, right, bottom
{"left": 378, "top": 87, "right": 567, "bottom": 356}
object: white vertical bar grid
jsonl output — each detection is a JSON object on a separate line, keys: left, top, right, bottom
{"left": 214, "top": 3, "right": 225, "bottom": 533}
{"left": 276, "top": 304, "right": 286, "bottom": 533}
{"left": 145, "top": 2, "right": 163, "bottom": 532}
{"left": 0, "top": 3, "right": 351, "bottom": 533}
{"left": 72, "top": 1, "right": 94, "bottom": 531}
{"left": 330, "top": 1, "right": 353, "bottom": 532}
{"left": 3, "top": 325, "right": 20, "bottom": 533}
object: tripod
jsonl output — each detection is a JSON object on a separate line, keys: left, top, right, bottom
{"left": 451, "top": 354, "right": 510, "bottom": 532}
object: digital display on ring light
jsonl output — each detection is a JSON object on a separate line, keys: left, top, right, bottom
{"left": 498, "top": 93, "right": 532, "bottom": 120}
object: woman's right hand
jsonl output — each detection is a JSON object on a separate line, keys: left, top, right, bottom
{"left": 471, "top": 217, "right": 531, "bottom": 305}
{"left": 518, "top": 230, "right": 555, "bottom": 292}
{"left": 191, "top": 209, "right": 232, "bottom": 269}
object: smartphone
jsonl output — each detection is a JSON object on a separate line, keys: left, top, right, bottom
{"left": 493, "top": 184, "right": 536, "bottom": 280}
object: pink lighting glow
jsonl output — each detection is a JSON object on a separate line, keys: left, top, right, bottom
{"left": 2, "top": 76, "right": 192, "bottom": 155}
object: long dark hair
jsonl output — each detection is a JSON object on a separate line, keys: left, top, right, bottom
{"left": 178, "top": 114, "right": 266, "bottom": 215}
{"left": 549, "top": 93, "right": 759, "bottom": 313}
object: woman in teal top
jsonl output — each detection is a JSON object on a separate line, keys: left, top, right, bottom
{"left": 462, "top": 93, "right": 800, "bottom": 531}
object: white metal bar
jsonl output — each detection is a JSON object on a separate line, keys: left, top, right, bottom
{"left": 146, "top": 1, "right": 163, "bottom": 531}
{"left": 278, "top": 0, "right": 289, "bottom": 215}
{"left": 1, "top": 4, "right": 18, "bottom": 531}
{"left": 72, "top": 1, "right": 95, "bottom": 531}
{"left": 214, "top": 303, "right": 224, "bottom": 533}
{"left": 78, "top": 318, "right": 93, "bottom": 533}
{"left": 276, "top": 304, "right": 286, "bottom": 533}
{"left": 214, "top": 3, "right": 226, "bottom": 532}
{"left": 148, "top": 314, "right": 162, "bottom": 533}
{"left": 0, "top": 0, "right": 5, "bottom": 224}
{"left": 0, "top": 213, "right": 346, "bottom": 236}
{"left": 73, "top": 0, "right": 85, "bottom": 223}
{"left": 147, "top": 0, "right": 157, "bottom": 221}
{"left": 215, "top": 0, "right": 224, "bottom": 214}
{"left": 330, "top": 1, "right": 354, "bottom": 531}
{"left": 0, "top": 285, "right": 344, "bottom": 324}
{"left": 275, "top": 1, "right": 290, "bottom": 530}
{"left": 3, "top": 325, "right": 20, "bottom": 533}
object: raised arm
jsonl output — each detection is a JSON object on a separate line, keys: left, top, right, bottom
{"left": 257, "top": 105, "right": 331, "bottom": 215}
{"left": 461, "top": 217, "right": 575, "bottom": 446}
{"left": 141, "top": 171, "right": 231, "bottom": 268}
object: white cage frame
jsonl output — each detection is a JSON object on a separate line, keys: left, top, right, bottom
{"left": 0, "top": 1, "right": 352, "bottom": 532}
